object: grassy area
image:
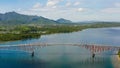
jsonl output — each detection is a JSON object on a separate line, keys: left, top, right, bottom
{"left": 0, "top": 23, "right": 120, "bottom": 41}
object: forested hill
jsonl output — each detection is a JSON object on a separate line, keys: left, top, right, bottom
{"left": 56, "top": 18, "right": 73, "bottom": 23}
{"left": 0, "top": 12, "right": 120, "bottom": 26}
{"left": 0, "top": 12, "right": 57, "bottom": 25}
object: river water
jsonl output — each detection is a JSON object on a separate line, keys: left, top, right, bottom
{"left": 0, "top": 27, "right": 120, "bottom": 68}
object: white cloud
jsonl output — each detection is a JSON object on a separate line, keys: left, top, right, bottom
{"left": 47, "top": 1, "right": 56, "bottom": 6}
{"left": 66, "top": 2, "right": 71, "bottom": 7}
{"left": 52, "top": 6, "right": 57, "bottom": 8}
{"left": 46, "top": 0, "right": 62, "bottom": 7}
{"left": 101, "top": 8, "right": 120, "bottom": 13}
{"left": 101, "top": 2, "right": 120, "bottom": 13}
{"left": 65, "top": 1, "right": 80, "bottom": 7}
{"left": 17, "top": 8, "right": 22, "bottom": 11}
{"left": 33, "top": 3, "right": 41, "bottom": 9}
{"left": 74, "top": 2, "right": 80, "bottom": 6}
{"left": 17, "top": 0, "right": 87, "bottom": 21}
{"left": 19, "top": 7, "right": 87, "bottom": 19}
{"left": 77, "top": 8, "right": 85, "bottom": 12}
{"left": 114, "top": 2, "right": 120, "bottom": 7}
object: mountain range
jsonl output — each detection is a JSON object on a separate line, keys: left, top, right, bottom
{"left": 0, "top": 12, "right": 119, "bottom": 26}
{"left": 0, "top": 12, "right": 75, "bottom": 25}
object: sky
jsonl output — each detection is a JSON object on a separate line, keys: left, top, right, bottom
{"left": 0, "top": 0, "right": 120, "bottom": 22}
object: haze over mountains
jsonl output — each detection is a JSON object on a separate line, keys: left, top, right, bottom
{"left": 0, "top": 12, "right": 119, "bottom": 25}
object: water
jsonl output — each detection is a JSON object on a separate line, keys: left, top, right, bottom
{"left": 0, "top": 27, "right": 120, "bottom": 68}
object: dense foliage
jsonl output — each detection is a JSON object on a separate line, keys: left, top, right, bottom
{"left": 0, "top": 33, "right": 40, "bottom": 41}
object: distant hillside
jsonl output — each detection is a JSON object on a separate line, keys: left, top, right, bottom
{"left": 56, "top": 18, "right": 73, "bottom": 23}
{"left": 0, "top": 12, "right": 120, "bottom": 26}
{"left": 0, "top": 12, "right": 57, "bottom": 25}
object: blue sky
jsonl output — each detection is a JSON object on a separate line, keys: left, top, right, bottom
{"left": 0, "top": 0, "right": 120, "bottom": 22}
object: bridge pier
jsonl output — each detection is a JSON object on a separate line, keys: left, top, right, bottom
{"left": 92, "top": 53, "right": 95, "bottom": 58}
{"left": 31, "top": 51, "right": 34, "bottom": 57}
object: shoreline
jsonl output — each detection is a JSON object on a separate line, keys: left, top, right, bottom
{"left": 0, "top": 26, "right": 120, "bottom": 42}
{"left": 111, "top": 55, "right": 120, "bottom": 68}
{"left": 117, "top": 55, "right": 120, "bottom": 61}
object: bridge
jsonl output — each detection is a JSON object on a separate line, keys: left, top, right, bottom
{"left": 0, "top": 43, "right": 120, "bottom": 58}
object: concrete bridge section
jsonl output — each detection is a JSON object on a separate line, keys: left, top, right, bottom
{"left": 0, "top": 43, "right": 120, "bottom": 57}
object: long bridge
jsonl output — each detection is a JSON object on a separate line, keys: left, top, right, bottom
{"left": 0, "top": 43, "right": 120, "bottom": 57}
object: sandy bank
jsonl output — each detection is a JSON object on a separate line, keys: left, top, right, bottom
{"left": 111, "top": 55, "right": 120, "bottom": 68}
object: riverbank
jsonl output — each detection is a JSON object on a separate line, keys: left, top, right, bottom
{"left": 0, "top": 25, "right": 85, "bottom": 41}
{"left": 117, "top": 55, "right": 120, "bottom": 61}
{"left": 112, "top": 55, "right": 120, "bottom": 68}
{"left": 0, "top": 23, "right": 120, "bottom": 41}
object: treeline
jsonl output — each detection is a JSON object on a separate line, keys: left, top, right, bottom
{"left": 0, "top": 25, "right": 86, "bottom": 41}
{"left": 0, "top": 33, "right": 40, "bottom": 41}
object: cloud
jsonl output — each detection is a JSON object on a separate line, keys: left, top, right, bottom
{"left": 74, "top": 2, "right": 80, "bottom": 6}
{"left": 101, "top": 8, "right": 120, "bottom": 13}
{"left": 114, "top": 2, "right": 120, "bottom": 7}
{"left": 66, "top": 2, "right": 71, "bottom": 7}
{"left": 19, "top": 7, "right": 87, "bottom": 19}
{"left": 33, "top": 3, "right": 42, "bottom": 9}
{"left": 77, "top": 8, "right": 85, "bottom": 12}
{"left": 65, "top": 1, "right": 80, "bottom": 7}
{"left": 101, "top": 2, "right": 120, "bottom": 13}
{"left": 17, "top": 0, "right": 87, "bottom": 21}
{"left": 46, "top": 0, "right": 62, "bottom": 7}
{"left": 17, "top": 8, "right": 22, "bottom": 11}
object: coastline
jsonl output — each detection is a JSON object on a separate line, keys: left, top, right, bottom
{"left": 111, "top": 55, "right": 120, "bottom": 68}
{"left": 0, "top": 23, "right": 120, "bottom": 42}
{"left": 117, "top": 55, "right": 120, "bottom": 61}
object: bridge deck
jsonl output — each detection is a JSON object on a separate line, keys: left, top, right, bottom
{"left": 0, "top": 43, "right": 120, "bottom": 53}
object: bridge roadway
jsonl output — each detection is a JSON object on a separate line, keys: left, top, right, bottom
{"left": 0, "top": 43, "right": 120, "bottom": 54}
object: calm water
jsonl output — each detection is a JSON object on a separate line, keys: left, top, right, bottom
{"left": 0, "top": 27, "right": 120, "bottom": 68}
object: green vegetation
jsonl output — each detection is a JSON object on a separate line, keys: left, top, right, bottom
{"left": 118, "top": 49, "right": 120, "bottom": 57}
{"left": 0, "top": 25, "right": 84, "bottom": 41}
{"left": 0, "top": 12, "right": 120, "bottom": 42}
{"left": 0, "top": 33, "right": 40, "bottom": 41}
{"left": 0, "top": 12, "right": 57, "bottom": 26}
{"left": 0, "top": 22, "right": 120, "bottom": 41}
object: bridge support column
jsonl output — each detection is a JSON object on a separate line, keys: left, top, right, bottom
{"left": 31, "top": 51, "right": 34, "bottom": 57}
{"left": 92, "top": 53, "right": 95, "bottom": 58}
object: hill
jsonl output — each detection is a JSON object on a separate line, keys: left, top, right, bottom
{"left": 0, "top": 12, "right": 57, "bottom": 25}
{"left": 0, "top": 12, "right": 120, "bottom": 26}
{"left": 56, "top": 18, "right": 73, "bottom": 23}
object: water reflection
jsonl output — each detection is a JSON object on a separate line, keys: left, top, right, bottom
{"left": 0, "top": 27, "right": 120, "bottom": 46}
{"left": 0, "top": 27, "right": 120, "bottom": 68}
{"left": 0, "top": 50, "right": 118, "bottom": 68}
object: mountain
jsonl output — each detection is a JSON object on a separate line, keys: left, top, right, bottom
{"left": 0, "top": 12, "right": 119, "bottom": 26}
{"left": 0, "top": 12, "right": 57, "bottom": 25}
{"left": 56, "top": 18, "right": 73, "bottom": 23}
